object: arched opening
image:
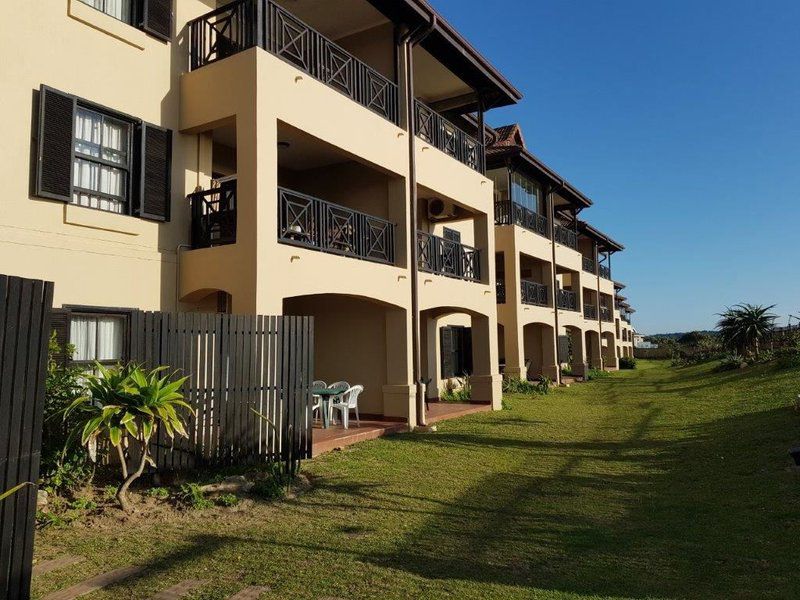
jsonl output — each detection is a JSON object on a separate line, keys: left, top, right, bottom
{"left": 522, "top": 321, "right": 556, "bottom": 380}
{"left": 601, "top": 331, "right": 617, "bottom": 369}
{"left": 584, "top": 329, "right": 602, "bottom": 369}
{"left": 282, "top": 294, "right": 411, "bottom": 421}
{"left": 180, "top": 288, "right": 232, "bottom": 313}
{"left": 561, "top": 325, "right": 587, "bottom": 379}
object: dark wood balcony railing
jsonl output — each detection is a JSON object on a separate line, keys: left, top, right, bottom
{"left": 415, "top": 100, "right": 485, "bottom": 173}
{"left": 494, "top": 200, "right": 548, "bottom": 238}
{"left": 188, "top": 0, "right": 399, "bottom": 124}
{"left": 599, "top": 264, "right": 611, "bottom": 280}
{"left": 496, "top": 280, "right": 506, "bottom": 304}
{"left": 554, "top": 223, "right": 578, "bottom": 250}
{"left": 582, "top": 255, "right": 596, "bottom": 274}
{"left": 417, "top": 231, "right": 481, "bottom": 282}
{"left": 278, "top": 187, "right": 395, "bottom": 265}
{"left": 600, "top": 306, "right": 613, "bottom": 322}
{"left": 583, "top": 303, "right": 598, "bottom": 320}
{"left": 190, "top": 182, "right": 237, "bottom": 249}
{"left": 557, "top": 289, "right": 578, "bottom": 311}
{"left": 521, "top": 280, "right": 548, "bottom": 307}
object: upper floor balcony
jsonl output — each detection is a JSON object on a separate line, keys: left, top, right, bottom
{"left": 554, "top": 223, "right": 578, "bottom": 250}
{"left": 190, "top": 180, "right": 237, "bottom": 249}
{"left": 582, "top": 255, "right": 596, "bottom": 274}
{"left": 494, "top": 199, "right": 548, "bottom": 238}
{"left": 600, "top": 306, "right": 614, "bottom": 323}
{"left": 599, "top": 264, "right": 611, "bottom": 280}
{"left": 188, "top": 0, "right": 399, "bottom": 124}
{"left": 417, "top": 231, "right": 481, "bottom": 282}
{"left": 278, "top": 187, "right": 396, "bottom": 265}
{"left": 415, "top": 100, "right": 485, "bottom": 173}
{"left": 583, "top": 303, "right": 598, "bottom": 320}
{"left": 557, "top": 288, "right": 579, "bottom": 312}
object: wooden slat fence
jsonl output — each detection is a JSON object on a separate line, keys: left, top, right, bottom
{"left": 0, "top": 275, "right": 54, "bottom": 600}
{"left": 129, "top": 312, "right": 313, "bottom": 470}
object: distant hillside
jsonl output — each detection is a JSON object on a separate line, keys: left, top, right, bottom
{"left": 646, "top": 331, "right": 716, "bottom": 340}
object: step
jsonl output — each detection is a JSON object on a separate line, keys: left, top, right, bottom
{"left": 150, "top": 579, "right": 207, "bottom": 599}
{"left": 42, "top": 566, "right": 142, "bottom": 600}
{"left": 32, "top": 556, "right": 84, "bottom": 577}
{"left": 228, "top": 586, "right": 271, "bottom": 599}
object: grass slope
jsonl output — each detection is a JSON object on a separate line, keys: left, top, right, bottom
{"left": 33, "top": 360, "right": 800, "bottom": 599}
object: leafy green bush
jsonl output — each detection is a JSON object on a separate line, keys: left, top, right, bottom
{"left": 41, "top": 334, "right": 92, "bottom": 495}
{"left": 619, "top": 356, "right": 637, "bottom": 370}
{"left": 536, "top": 377, "right": 552, "bottom": 395}
{"left": 65, "top": 363, "right": 192, "bottom": 511}
{"left": 102, "top": 485, "right": 118, "bottom": 502}
{"left": 178, "top": 483, "right": 213, "bottom": 510}
{"left": 715, "top": 354, "right": 747, "bottom": 372}
{"left": 775, "top": 342, "right": 800, "bottom": 369}
{"left": 502, "top": 376, "right": 551, "bottom": 395}
{"left": 217, "top": 493, "right": 239, "bottom": 507}
{"left": 146, "top": 487, "right": 170, "bottom": 500}
{"left": 588, "top": 369, "right": 611, "bottom": 380}
{"left": 440, "top": 375, "right": 472, "bottom": 402}
{"left": 69, "top": 497, "right": 97, "bottom": 511}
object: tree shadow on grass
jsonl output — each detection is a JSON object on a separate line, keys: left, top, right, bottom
{"left": 357, "top": 405, "right": 800, "bottom": 599}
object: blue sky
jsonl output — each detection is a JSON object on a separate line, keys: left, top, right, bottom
{"left": 434, "top": 0, "right": 800, "bottom": 334}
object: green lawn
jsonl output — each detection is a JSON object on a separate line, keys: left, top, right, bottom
{"left": 33, "top": 360, "right": 800, "bottom": 599}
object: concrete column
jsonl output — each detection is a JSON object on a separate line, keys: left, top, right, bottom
{"left": 423, "top": 315, "right": 440, "bottom": 400}
{"left": 500, "top": 249, "right": 525, "bottom": 380}
{"left": 569, "top": 327, "right": 588, "bottom": 378}
{"left": 471, "top": 314, "right": 502, "bottom": 410}
{"left": 383, "top": 307, "right": 415, "bottom": 423}
{"left": 586, "top": 330, "right": 602, "bottom": 369}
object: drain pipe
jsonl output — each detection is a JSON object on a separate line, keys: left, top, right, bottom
{"left": 548, "top": 183, "right": 564, "bottom": 386}
{"left": 402, "top": 12, "right": 437, "bottom": 427}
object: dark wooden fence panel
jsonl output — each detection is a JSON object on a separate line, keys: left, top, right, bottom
{"left": 129, "top": 311, "right": 313, "bottom": 470}
{"left": 0, "top": 275, "right": 53, "bottom": 600}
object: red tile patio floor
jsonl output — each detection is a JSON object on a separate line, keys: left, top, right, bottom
{"left": 311, "top": 402, "right": 492, "bottom": 456}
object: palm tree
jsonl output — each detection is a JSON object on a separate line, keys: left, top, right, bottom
{"left": 716, "top": 303, "right": 777, "bottom": 359}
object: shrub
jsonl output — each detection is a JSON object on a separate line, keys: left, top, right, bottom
{"left": 146, "top": 487, "right": 170, "bottom": 500}
{"left": 217, "top": 493, "right": 239, "bottom": 507}
{"left": 69, "top": 497, "right": 97, "bottom": 511}
{"left": 178, "top": 483, "right": 213, "bottom": 510}
{"left": 775, "top": 343, "right": 800, "bottom": 370}
{"left": 536, "top": 376, "right": 552, "bottom": 395}
{"left": 102, "top": 485, "right": 118, "bottom": 502}
{"left": 251, "top": 465, "right": 287, "bottom": 501}
{"left": 588, "top": 369, "right": 611, "bottom": 380}
{"left": 619, "top": 356, "right": 637, "bottom": 370}
{"left": 64, "top": 363, "right": 192, "bottom": 512}
{"left": 715, "top": 354, "right": 747, "bottom": 372}
{"left": 440, "top": 375, "right": 472, "bottom": 402}
{"left": 502, "top": 377, "right": 539, "bottom": 394}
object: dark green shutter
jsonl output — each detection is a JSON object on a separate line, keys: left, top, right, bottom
{"left": 460, "top": 327, "right": 473, "bottom": 376}
{"left": 440, "top": 327, "right": 454, "bottom": 379}
{"left": 557, "top": 335, "right": 570, "bottom": 364}
{"left": 141, "top": 0, "right": 172, "bottom": 41}
{"left": 136, "top": 122, "right": 172, "bottom": 222}
{"left": 49, "top": 308, "right": 72, "bottom": 366}
{"left": 36, "top": 86, "right": 76, "bottom": 202}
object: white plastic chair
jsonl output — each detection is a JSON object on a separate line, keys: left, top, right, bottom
{"left": 326, "top": 381, "right": 350, "bottom": 424}
{"left": 330, "top": 385, "right": 363, "bottom": 429}
{"left": 311, "top": 380, "right": 327, "bottom": 421}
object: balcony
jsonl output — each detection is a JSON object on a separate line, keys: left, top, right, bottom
{"left": 583, "top": 303, "right": 598, "bottom": 320}
{"left": 599, "top": 264, "right": 611, "bottom": 280}
{"left": 188, "top": 0, "right": 399, "bottom": 124}
{"left": 496, "top": 280, "right": 506, "bottom": 304}
{"left": 554, "top": 223, "right": 578, "bottom": 250}
{"left": 600, "top": 306, "right": 613, "bottom": 323}
{"left": 494, "top": 200, "right": 548, "bottom": 238}
{"left": 521, "top": 280, "right": 548, "bottom": 307}
{"left": 557, "top": 289, "right": 578, "bottom": 311}
{"left": 582, "top": 255, "right": 596, "bottom": 274}
{"left": 190, "top": 181, "right": 237, "bottom": 249}
{"left": 415, "top": 101, "right": 485, "bottom": 173}
{"left": 278, "top": 187, "right": 396, "bottom": 265}
{"left": 417, "top": 231, "right": 481, "bottom": 282}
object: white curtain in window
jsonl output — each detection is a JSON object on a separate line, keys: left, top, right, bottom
{"left": 96, "top": 317, "right": 123, "bottom": 362}
{"left": 75, "top": 108, "right": 102, "bottom": 157}
{"left": 72, "top": 159, "right": 125, "bottom": 213}
{"left": 70, "top": 316, "right": 97, "bottom": 362}
{"left": 104, "top": 0, "right": 130, "bottom": 21}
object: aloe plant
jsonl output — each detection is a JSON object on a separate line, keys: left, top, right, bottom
{"left": 65, "top": 364, "right": 192, "bottom": 511}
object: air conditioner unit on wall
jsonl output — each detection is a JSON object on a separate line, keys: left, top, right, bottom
{"left": 427, "top": 198, "right": 457, "bottom": 220}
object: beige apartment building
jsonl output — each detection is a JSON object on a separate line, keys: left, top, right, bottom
{"left": 1, "top": 0, "right": 636, "bottom": 432}
{"left": 0, "top": 0, "right": 539, "bottom": 428}
{"left": 485, "top": 124, "right": 636, "bottom": 383}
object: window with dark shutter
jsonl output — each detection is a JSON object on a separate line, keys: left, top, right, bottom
{"left": 440, "top": 327, "right": 455, "bottom": 379}
{"left": 136, "top": 122, "right": 172, "bottom": 221}
{"left": 49, "top": 308, "right": 72, "bottom": 366}
{"left": 141, "top": 0, "right": 172, "bottom": 42}
{"left": 36, "top": 87, "right": 76, "bottom": 202}
{"left": 443, "top": 228, "right": 461, "bottom": 243}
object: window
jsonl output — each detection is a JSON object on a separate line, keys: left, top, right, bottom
{"left": 73, "top": 107, "right": 132, "bottom": 214}
{"left": 70, "top": 313, "right": 126, "bottom": 372}
{"left": 443, "top": 228, "right": 461, "bottom": 243}
{"left": 78, "top": 0, "right": 136, "bottom": 24}
{"left": 511, "top": 171, "right": 543, "bottom": 214}
{"left": 440, "top": 326, "right": 472, "bottom": 379}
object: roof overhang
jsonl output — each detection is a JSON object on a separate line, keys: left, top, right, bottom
{"left": 578, "top": 220, "right": 625, "bottom": 252}
{"left": 368, "top": 0, "right": 522, "bottom": 110}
